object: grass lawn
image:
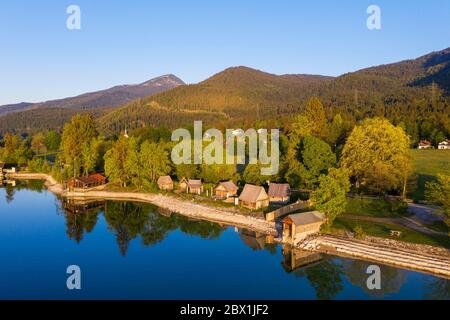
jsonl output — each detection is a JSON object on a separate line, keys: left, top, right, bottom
{"left": 345, "top": 197, "right": 410, "bottom": 218}
{"left": 332, "top": 217, "right": 450, "bottom": 248}
{"left": 409, "top": 149, "right": 450, "bottom": 201}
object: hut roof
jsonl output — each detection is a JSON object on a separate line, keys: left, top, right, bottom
{"left": 72, "top": 173, "right": 106, "bottom": 185}
{"left": 285, "top": 211, "right": 326, "bottom": 226}
{"left": 239, "top": 184, "right": 268, "bottom": 203}
{"left": 268, "top": 183, "right": 290, "bottom": 197}
{"left": 217, "top": 180, "right": 238, "bottom": 192}
{"left": 157, "top": 175, "right": 173, "bottom": 185}
{"left": 188, "top": 179, "right": 203, "bottom": 187}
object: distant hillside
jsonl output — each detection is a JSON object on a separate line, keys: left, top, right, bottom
{"left": 0, "top": 74, "right": 184, "bottom": 133}
{"left": 98, "top": 49, "right": 450, "bottom": 135}
{"left": 98, "top": 67, "right": 334, "bottom": 133}
{"left": 2, "top": 48, "right": 450, "bottom": 137}
{"left": 0, "top": 102, "right": 34, "bottom": 116}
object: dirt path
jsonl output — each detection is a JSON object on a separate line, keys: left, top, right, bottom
{"left": 342, "top": 214, "right": 447, "bottom": 237}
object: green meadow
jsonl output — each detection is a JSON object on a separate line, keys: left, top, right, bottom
{"left": 409, "top": 149, "right": 450, "bottom": 201}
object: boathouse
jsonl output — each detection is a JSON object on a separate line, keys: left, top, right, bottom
{"left": 239, "top": 184, "right": 269, "bottom": 210}
{"left": 268, "top": 183, "right": 291, "bottom": 204}
{"left": 282, "top": 211, "right": 326, "bottom": 244}
{"left": 157, "top": 175, "right": 174, "bottom": 191}
{"left": 66, "top": 173, "right": 107, "bottom": 190}
{"left": 214, "top": 180, "right": 238, "bottom": 199}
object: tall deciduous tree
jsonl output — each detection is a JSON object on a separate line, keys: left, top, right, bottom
{"left": 61, "top": 114, "right": 98, "bottom": 177}
{"left": 139, "top": 141, "right": 172, "bottom": 185}
{"left": 104, "top": 137, "right": 137, "bottom": 187}
{"left": 45, "top": 130, "right": 61, "bottom": 151}
{"left": 425, "top": 174, "right": 450, "bottom": 230}
{"left": 31, "top": 132, "right": 47, "bottom": 154}
{"left": 311, "top": 168, "right": 351, "bottom": 226}
{"left": 285, "top": 136, "right": 336, "bottom": 189}
{"left": 341, "top": 117, "right": 411, "bottom": 194}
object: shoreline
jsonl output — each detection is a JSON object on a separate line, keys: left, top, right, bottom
{"left": 8, "top": 173, "right": 277, "bottom": 235}
{"left": 7, "top": 173, "right": 450, "bottom": 278}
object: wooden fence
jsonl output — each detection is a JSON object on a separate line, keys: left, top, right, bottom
{"left": 265, "top": 200, "right": 309, "bottom": 222}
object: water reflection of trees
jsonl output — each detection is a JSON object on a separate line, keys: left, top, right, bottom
{"left": 293, "top": 258, "right": 344, "bottom": 300}
{"left": 65, "top": 209, "right": 100, "bottom": 243}
{"left": 1, "top": 179, "right": 45, "bottom": 203}
{"left": 423, "top": 276, "right": 450, "bottom": 300}
{"left": 60, "top": 199, "right": 226, "bottom": 256}
{"left": 341, "top": 259, "right": 407, "bottom": 298}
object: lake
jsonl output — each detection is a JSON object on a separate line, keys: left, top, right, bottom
{"left": 0, "top": 180, "right": 448, "bottom": 300}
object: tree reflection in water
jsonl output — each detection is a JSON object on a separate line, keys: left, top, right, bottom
{"left": 341, "top": 259, "right": 406, "bottom": 298}
{"left": 423, "top": 276, "right": 450, "bottom": 300}
{"left": 293, "top": 258, "right": 344, "bottom": 300}
{"left": 60, "top": 199, "right": 226, "bottom": 256}
{"left": 1, "top": 180, "right": 45, "bottom": 203}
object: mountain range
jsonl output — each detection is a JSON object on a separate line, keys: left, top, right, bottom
{"left": 0, "top": 48, "right": 449, "bottom": 136}
{"left": 0, "top": 74, "right": 184, "bottom": 116}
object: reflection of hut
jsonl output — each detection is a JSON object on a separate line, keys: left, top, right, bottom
{"left": 282, "top": 245, "right": 323, "bottom": 272}
{"left": 239, "top": 184, "right": 269, "bottom": 210}
{"left": 188, "top": 179, "right": 203, "bottom": 194}
{"left": 268, "top": 183, "right": 291, "bottom": 204}
{"left": 63, "top": 198, "right": 105, "bottom": 214}
{"left": 282, "top": 211, "right": 326, "bottom": 244}
{"left": 214, "top": 180, "right": 238, "bottom": 199}
{"left": 66, "top": 173, "right": 107, "bottom": 190}
{"left": 238, "top": 229, "right": 268, "bottom": 250}
{"left": 157, "top": 176, "right": 174, "bottom": 191}
{"left": 157, "top": 207, "right": 173, "bottom": 218}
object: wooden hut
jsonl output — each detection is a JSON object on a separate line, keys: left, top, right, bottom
{"left": 238, "top": 184, "right": 269, "bottom": 210}
{"left": 188, "top": 179, "right": 203, "bottom": 194}
{"left": 214, "top": 180, "right": 238, "bottom": 199}
{"left": 66, "top": 173, "right": 107, "bottom": 190}
{"left": 282, "top": 211, "right": 326, "bottom": 244}
{"left": 268, "top": 183, "right": 291, "bottom": 204}
{"left": 157, "top": 175, "right": 174, "bottom": 191}
{"left": 178, "top": 178, "right": 189, "bottom": 192}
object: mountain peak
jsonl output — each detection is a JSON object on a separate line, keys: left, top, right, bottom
{"left": 140, "top": 74, "right": 185, "bottom": 87}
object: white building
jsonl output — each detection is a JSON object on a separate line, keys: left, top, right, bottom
{"left": 438, "top": 140, "right": 450, "bottom": 150}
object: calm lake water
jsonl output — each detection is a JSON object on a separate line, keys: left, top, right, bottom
{"left": 0, "top": 180, "right": 449, "bottom": 300}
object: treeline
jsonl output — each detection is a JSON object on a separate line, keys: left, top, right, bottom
{"left": 6, "top": 96, "right": 448, "bottom": 229}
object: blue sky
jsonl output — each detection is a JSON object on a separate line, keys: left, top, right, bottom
{"left": 0, "top": 0, "right": 449, "bottom": 105}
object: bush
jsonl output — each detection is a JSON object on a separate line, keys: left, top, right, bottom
{"left": 353, "top": 225, "right": 366, "bottom": 240}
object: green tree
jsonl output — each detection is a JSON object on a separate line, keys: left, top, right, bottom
{"left": 243, "top": 162, "right": 267, "bottom": 185}
{"left": 311, "top": 168, "right": 351, "bottom": 226}
{"left": 285, "top": 136, "right": 336, "bottom": 189}
{"left": 139, "top": 141, "right": 172, "bottom": 185}
{"left": 61, "top": 114, "right": 98, "bottom": 177}
{"left": 327, "top": 114, "right": 346, "bottom": 146}
{"left": 175, "top": 163, "right": 199, "bottom": 180}
{"left": 31, "top": 132, "right": 47, "bottom": 154}
{"left": 81, "top": 137, "right": 103, "bottom": 175}
{"left": 341, "top": 117, "right": 411, "bottom": 194}
{"left": 45, "top": 130, "right": 61, "bottom": 151}
{"left": 104, "top": 137, "right": 137, "bottom": 187}
{"left": 425, "top": 174, "right": 450, "bottom": 230}
{"left": 291, "top": 97, "right": 327, "bottom": 142}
